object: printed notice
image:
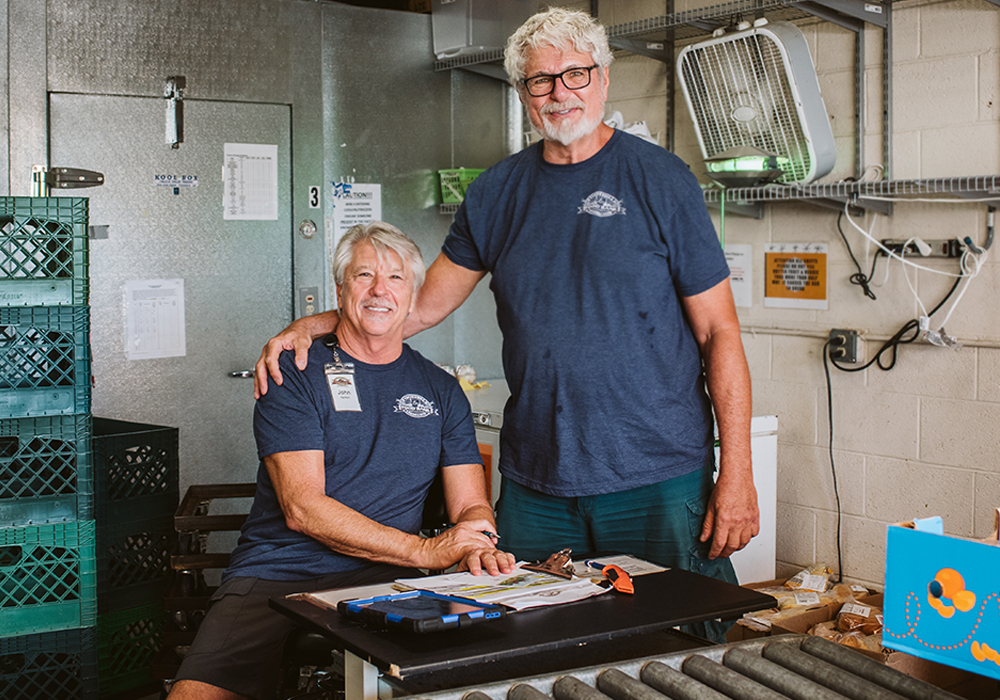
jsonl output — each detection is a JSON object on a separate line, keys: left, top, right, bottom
{"left": 331, "top": 181, "right": 382, "bottom": 248}
{"left": 764, "top": 243, "right": 828, "bottom": 310}
{"left": 125, "top": 279, "right": 187, "bottom": 360}
{"left": 224, "top": 143, "right": 278, "bottom": 220}
{"left": 724, "top": 244, "right": 753, "bottom": 308}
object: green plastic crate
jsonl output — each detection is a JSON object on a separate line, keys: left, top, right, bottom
{"left": 438, "top": 168, "right": 485, "bottom": 204}
{"left": 0, "top": 414, "right": 93, "bottom": 527}
{"left": 0, "top": 197, "right": 90, "bottom": 307}
{"left": 0, "top": 627, "right": 99, "bottom": 700}
{"left": 0, "top": 520, "right": 98, "bottom": 635}
{"left": 97, "top": 602, "right": 164, "bottom": 696}
{"left": 0, "top": 305, "right": 92, "bottom": 419}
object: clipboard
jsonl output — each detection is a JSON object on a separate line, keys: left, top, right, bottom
{"left": 337, "top": 590, "right": 507, "bottom": 633}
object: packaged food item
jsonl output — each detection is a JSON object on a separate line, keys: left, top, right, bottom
{"left": 836, "top": 599, "right": 883, "bottom": 635}
{"left": 784, "top": 563, "right": 835, "bottom": 592}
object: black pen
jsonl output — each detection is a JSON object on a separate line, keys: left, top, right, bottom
{"left": 481, "top": 530, "right": 500, "bottom": 541}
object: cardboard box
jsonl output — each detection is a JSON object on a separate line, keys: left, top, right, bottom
{"left": 883, "top": 509, "right": 1000, "bottom": 682}
{"left": 725, "top": 578, "right": 869, "bottom": 642}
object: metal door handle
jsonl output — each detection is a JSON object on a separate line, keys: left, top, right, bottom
{"left": 229, "top": 370, "right": 254, "bottom": 378}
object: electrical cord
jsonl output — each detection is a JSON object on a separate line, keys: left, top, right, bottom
{"left": 829, "top": 274, "right": 963, "bottom": 373}
{"left": 837, "top": 211, "right": 882, "bottom": 300}
{"left": 822, "top": 339, "right": 844, "bottom": 583}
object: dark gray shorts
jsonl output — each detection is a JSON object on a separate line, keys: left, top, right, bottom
{"left": 174, "top": 563, "right": 417, "bottom": 699}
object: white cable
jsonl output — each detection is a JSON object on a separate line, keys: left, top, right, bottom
{"left": 842, "top": 203, "right": 966, "bottom": 278}
{"left": 935, "top": 249, "right": 985, "bottom": 330}
{"left": 900, "top": 240, "right": 930, "bottom": 319}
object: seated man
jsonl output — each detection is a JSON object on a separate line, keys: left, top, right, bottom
{"left": 169, "top": 221, "right": 515, "bottom": 700}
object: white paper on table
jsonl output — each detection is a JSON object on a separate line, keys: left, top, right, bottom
{"left": 568, "top": 554, "right": 668, "bottom": 579}
{"left": 395, "top": 564, "right": 609, "bottom": 611}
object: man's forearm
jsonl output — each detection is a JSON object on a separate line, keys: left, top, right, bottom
{"left": 295, "top": 309, "right": 341, "bottom": 340}
{"left": 702, "top": 328, "right": 752, "bottom": 474}
{"left": 288, "top": 491, "right": 428, "bottom": 567}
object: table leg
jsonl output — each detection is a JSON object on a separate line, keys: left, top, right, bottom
{"left": 345, "top": 649, "right": 380, "bottom": 700}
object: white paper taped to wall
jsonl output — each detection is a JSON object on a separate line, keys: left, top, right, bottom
{"left": 223, "top": 143, "right": 278, "bottom": 220}
{"left": 125, "top": 279, "right": 186, "bottom": 360}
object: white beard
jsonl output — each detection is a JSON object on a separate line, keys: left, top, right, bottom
{"left": 532, "top": 99, "right": 606, "bottom": 147}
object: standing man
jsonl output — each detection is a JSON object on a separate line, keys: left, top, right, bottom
{"left": 170, "top": 222, "right": 513, "bottom": 700}
{"left": 256, "top": 8, "right": 757, "bottom": 640}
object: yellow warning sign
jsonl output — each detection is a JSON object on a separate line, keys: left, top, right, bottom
{"left": 764, "top": 243, "right": 828, "bottom": 310}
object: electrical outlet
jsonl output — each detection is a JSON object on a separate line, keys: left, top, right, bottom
{"left": 829, "top": 329, "right": 859, "bottom": 364}
{"left": 880, "top": 239, "right": 962, "bottom": 258}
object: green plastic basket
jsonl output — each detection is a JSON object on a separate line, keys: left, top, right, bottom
{"left": 438, "top": 169, "right": 485, "bottom": 204}
{"left": 0, "top": 520, "right": 98, "bottom": 636}
{"left": 0, "top": 197, "right": 90, "bottom": 307}
{"left": 0, "top": 627, "right": 99, "bottom": 700}
{"left": 0, "top": 414, "right": 94, "bottom": 527}
{"left": 0, "top": 305, "right": 92, "bottom": 419}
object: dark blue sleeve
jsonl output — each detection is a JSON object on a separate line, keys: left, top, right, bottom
{"left": 660, "top": 159, "right": 731, "bottom": 298}
{"left": 253, "top": 350, "right": 326, "bottom": 459}
{"left": 441, "top": 197, "right": 487, "bottom": 273}
{"left": 437, "top": 377, "right": 483, "bottom": 469}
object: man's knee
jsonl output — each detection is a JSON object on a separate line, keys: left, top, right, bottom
{"left": 167, "top": 679, "right": 252, "bottom": 700}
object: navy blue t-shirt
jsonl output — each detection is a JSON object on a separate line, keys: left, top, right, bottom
{"left": 443, "top": 130, "right": 730, "bottom": 497}
{"left": 225, "top": 342, "right": 482, "bottom": 581}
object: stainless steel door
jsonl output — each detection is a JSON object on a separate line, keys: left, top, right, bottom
{"left": 49, "top": 94, "right": 292, "bottom": 491}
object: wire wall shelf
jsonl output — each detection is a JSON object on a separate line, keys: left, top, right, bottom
{"left": 702, "top": 176, "right": 1000, "bottom": 218}
{"left": 434, "top": 0, "right": 891, "bottom": 72}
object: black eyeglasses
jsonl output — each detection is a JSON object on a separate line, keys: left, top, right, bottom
{"left": 522, "top": 65, "right": 599, "bottom": 97}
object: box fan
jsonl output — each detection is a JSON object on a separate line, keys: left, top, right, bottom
{"left": 677, "top": 19, "right": 836, "bottom": 185}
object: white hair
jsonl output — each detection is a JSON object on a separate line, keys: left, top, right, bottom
{"left": 333, "top": 221, "right": 425, "bottom": 292}
{"left": 503, "top": 7, "right": 614, "bottom": 90}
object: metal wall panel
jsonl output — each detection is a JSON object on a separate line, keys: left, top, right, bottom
{"left": 50, "top": 95, "right": 293, "bottom": 495}
{"left": 321, "top": 3, "right": 511, "bottom": 376}
{"left": 0, "top": 0, "right": 8, "bottom": 196}
{"left": 47, "top": 0, "right": 296, "bottom": 103}
{"left": 322, "top": 3, "right": 456, "bottom": 365}
{"left": 8, "top": 0, "right": 46, "bottom": 195}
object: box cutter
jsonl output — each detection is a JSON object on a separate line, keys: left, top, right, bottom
{"left": 587, "top": 560, "right": 634, "bottom": 595}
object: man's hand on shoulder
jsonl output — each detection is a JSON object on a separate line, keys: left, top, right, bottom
{"left": 254, "top": 312, "right": 340, "bottom": 398}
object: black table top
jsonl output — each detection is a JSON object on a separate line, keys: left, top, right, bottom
{"left": 271, "top": 568, "right": 775, "bottom": 681}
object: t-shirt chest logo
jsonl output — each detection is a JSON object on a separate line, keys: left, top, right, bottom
{"left": 578, "top": 191, "right": 626, "bottom": 218}
{"left": 394, "top": 393, "right": 439, "bottom": 418}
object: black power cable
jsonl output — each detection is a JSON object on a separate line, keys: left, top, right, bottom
{"left": 837, "top": 212, "right": 882, "bottom": 301}
{"left": 822, "top": 268, "right": 964, "bottom": 582}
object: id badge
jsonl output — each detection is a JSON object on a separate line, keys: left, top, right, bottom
{"left": 325, "top": 363, "right": 361, "bottom": 412}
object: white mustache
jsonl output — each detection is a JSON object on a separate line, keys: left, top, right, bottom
{"left": 363, "top": 297, "right": 396, "bottom": 311}
{"left": 540, "top": 98, "right": 586, "bottom": 115}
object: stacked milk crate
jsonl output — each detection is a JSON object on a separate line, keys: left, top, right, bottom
{"left": 91, "top": 416, "right": 178, "bottom": 697}
{"left": 0, "top": 197, "right": 99, "bottom": 699}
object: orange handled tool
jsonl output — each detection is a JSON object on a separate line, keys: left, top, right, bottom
{"left": 602, "top": 564, "right": 634, "bottom": 595}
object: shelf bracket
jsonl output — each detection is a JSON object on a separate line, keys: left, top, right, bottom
{"left": 454, "top": 63, "right": 509, "bottom": 83}
{"left": 608, "top": 37, "right": 671, "bottom": 63}
{"left": 791, "top": 0, "right": 889, "bottom": 30}
{"left": 705, "top": 198, "right": 764, "bottom": 219}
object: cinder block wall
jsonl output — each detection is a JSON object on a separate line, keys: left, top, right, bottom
{"left": 554, "top": 0, "right": 1000, "bottom": 588}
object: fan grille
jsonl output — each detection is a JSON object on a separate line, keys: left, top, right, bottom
{"left": 680, "top": 33, "right": 812, "bottom": 184}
